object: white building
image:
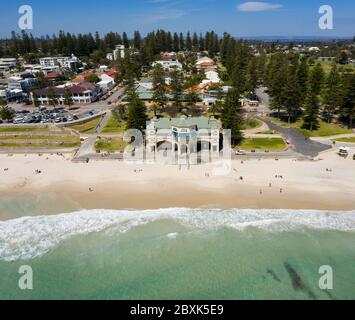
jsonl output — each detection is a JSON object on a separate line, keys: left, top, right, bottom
{"left": 308, "top": 47, "right": 320, "bottom": 52}
{"left": 39, "top": 54, "right": 79, "bottom": 69}
{"left": 152, "top": 60, "right": 182, "bottom": 71}
{"left": 146, "top": 116, "right": 221, "bottom": 165}
{"left": 113, "top": 45, "right": 126, "bottom": 60}
{"left": 0, "top": 58, "right": 17, "bottom": 72}
{"left": 33, "top": 82, "right": 101, "bottom": 105}
{"left": 97, "top": 74, "right": 115, "bottom": 93}
{"left": 7, "top": 76, "right": 37, "bottom": 91}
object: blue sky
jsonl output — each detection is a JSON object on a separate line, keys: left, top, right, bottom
{"left": 0, "top": 0, "right": 354, "bottom": 38}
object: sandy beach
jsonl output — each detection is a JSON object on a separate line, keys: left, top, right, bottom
{"left": 0, "top": 148, "right": 354, "bottom": 219}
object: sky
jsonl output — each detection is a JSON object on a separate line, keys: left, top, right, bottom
{"left": 0, "top": 0, "right": 354, "bottom": 38}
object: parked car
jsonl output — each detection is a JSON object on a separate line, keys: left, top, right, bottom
{"left": 236, "top": 150, "right": 247, "bottom": 155}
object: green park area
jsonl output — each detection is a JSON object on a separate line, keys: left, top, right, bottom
{"left": 101, "top": 115, "right": 126, "bottom": 134}
{"left": 242, "top": 118, "right": 262, "bottom": 130}
{"left": 335, "top": 137, "right": 355, "bottom": 143}
{"left": 69, "top": 117, "right": 103, "bottom": 134}
{"left": 238, "top": 138, "right": 287, "bottom": 151}
{"left": 95, "top": 137, "right": 128, "bottom": 152}
{"left": 0, "top": 125, "right": 81, "bottom": 149}
{"left": 265, "top": 116, "right": 352, "bottom": 137}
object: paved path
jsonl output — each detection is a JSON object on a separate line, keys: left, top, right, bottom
{"left": 259, "top": 117, "right": 331, "bottom": 157}
{"left": 94, "top": 112, "right": 111, "bottom": 135}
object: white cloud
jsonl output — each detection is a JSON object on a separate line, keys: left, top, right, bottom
{"left": 143, "top": 9, "right": 186, "bottom": 23}
{"left": 237, "top": 2, "right": 283, "bottom": 12}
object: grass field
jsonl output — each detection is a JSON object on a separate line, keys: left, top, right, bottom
{"left": 316, "top": 61, "right": 355, "bottom": 74}
{"left": 238, "top": 138, "right": 287, "bottom": 151}
{"left": 265, "top": 116, "right": 352, "bottom": 137}
{"left": 242, "top": 118, "right": 262, "bottom": 130}
{"left": 0, "top": 127, "right": 51, "bottom": 133}
{"left": 0, "top": 135, "right": 79, "bottom": 141}
{"left": 256, "top": 130, "right": 280, "bottom": 135}
{"left": 0, "top": 141, "right": 81, "bottom": 148}
{"left": 95, "top": 138, "right": 128, "bottom": 152}
{"left": 101, "top": 115, "right": 126, "bottom": 134}
{"left": 69, "top": 117, "right": 103, "bottom": 134}
{"left": 335, "top": 137, "right": 355, "bottom": 143}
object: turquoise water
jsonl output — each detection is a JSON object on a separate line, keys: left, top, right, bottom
{"left": 0, "top": 206, "right": 355, "bottom": 300}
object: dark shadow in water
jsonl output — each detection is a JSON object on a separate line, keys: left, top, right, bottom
{"left": 284, "top": 262, "right": 317, "bottom": 300}
{"left": 267, "top": 269, "right": 281, "bottom": 282}
{"left": 324, "top": 290, "right": 337, "bottom": 300}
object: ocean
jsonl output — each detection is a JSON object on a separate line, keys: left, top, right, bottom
{"left": 0, "top": 203, "right": 355, "bottom": 300}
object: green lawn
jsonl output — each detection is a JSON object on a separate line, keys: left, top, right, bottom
{"left": 0, "top": 135, "right": 79, "bottom": 141}
{"left": 299, "top": 122, "right": 352, "bottom": 137}
{"left": 242, "top": 118, "right": 262, "bottom": 130}
{"left": 316, "top": 61, "right": 355, "bottom": 74}
{"left": 0, "top": 127, "right": 51, "bottom": 133}
{"left": 0, "top": 141, "right": 81, "bottom": 148}
{"left": 95, "top": 138, "right": 128, "bottom": 152}
{"left": 265, "top": 116, "right": 352, "bottom": 137}
{"left": 335, "top": 137, "right": 355, "bottom": 143}
{"left": 257, "top": 130, "right": 280, "bottom": 135}
{"left": 101, "top": 115, "right": 126, "bottom": 134}
{"left": 69, "top": 117, "right": 103, "bottom": 134}
{"left": 238, "top": 138, "right": 287, "bottom": 151}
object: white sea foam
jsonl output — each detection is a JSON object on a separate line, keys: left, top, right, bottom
{"left": 1, "top": 208, "right": 355, "bottom": 262}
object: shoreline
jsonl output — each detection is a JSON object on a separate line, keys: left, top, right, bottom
{"left": 0, "top": 149, "right": 354, "bottom": 219}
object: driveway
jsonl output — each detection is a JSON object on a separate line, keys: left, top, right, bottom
{"left": 260, "top": 117, "right": 331, "bottom": 157}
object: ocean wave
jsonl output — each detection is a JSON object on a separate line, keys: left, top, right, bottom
{"left": 1, "top": 208, "right": 355, "bottom": 262}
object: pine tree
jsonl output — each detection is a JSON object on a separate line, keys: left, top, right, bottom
{"left": 282, "top": 63, "right": 302, "bottom": 123}
{"left": 297, "top": 57, "right": 309, "bottom": 105}
{"left": 309, "top": 63, "right": 324, "bottom": 96}
{"left": 63, "top": 87, "right": 74, "bottom": 109}
{"left": 170, "top": 67, "right": 184, "bottom": 113}
{"left": 47, "top": 86, "right": 58, "bottom": 108}
{"left": 303, "top": 91, "right": 319, "bottom": 131}
{"left": 246, "top": 57, "right": 258, "bottom": 97}
{"left": 186, "top": 32, "right": 192, "bottom": 51}
{"left": 322, "top": 64, "right": 340, "bottom": 123}
{"left": 221, "top": 89, "right": 244, "bottom": 146}
{"left": 339, "top": 72, "right": 355, "bottom": 128}
{"left": 126, "top": 89, "right": 148, "bottom": 132}
{"left": 152, "top": 64, "right": 167, "bottom": 110}
{"left": 32, "top": 92, "right": 40, "bottom": 109}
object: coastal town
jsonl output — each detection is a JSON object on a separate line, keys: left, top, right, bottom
{"left": 0, "top": 32, "right": 354, "bottom": 165}
{"left": 0, "top": 2, "right": 355, "bottom": 301}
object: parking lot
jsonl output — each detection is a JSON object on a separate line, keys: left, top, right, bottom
{"left": 9, "top": 107, "right": 99, "bottom": 125}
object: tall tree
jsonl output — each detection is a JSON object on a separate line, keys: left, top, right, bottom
{"left": 126, "top": 88, "right": 148, "bottom": 132}
{"left": 297, "top": 57, "right": 309, "bottom": 106}
{"left": 303, "top": 91, "right": 319, "bottom": 131}
{"left": 152, "top": 64, "right": 167, "bottom": 111}
{"left": 63, "top": 87, "right": 74, "bottom": 109}
{"left": 282, "top": 63, "right": 302, "bottom": 123}
{"left": 170, "top": 67, "right": 184, "bottom": 114}
{"left": 221, "top": 89, "right": 244, "bottom": 145}
{"left": 32, "top": 92, "right": 40, "bottom": 109}
{"left": 309, "top": 63, "right": 324, "bottom": 96}
{"left": 322, "top": 64, "right": 340, "bottom": 123}
{"left": 339, "top": 72, "right": 355, "bottom": 128}
{"left": 47, "top": 86, "right": 58, "bottom": 108}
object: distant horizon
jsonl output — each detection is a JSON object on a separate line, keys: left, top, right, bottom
{"left": 0, "top": 31, "right": 353, "bottom": 41}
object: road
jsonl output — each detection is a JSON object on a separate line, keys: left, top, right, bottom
{"left": 260, "top": 117, "right": 331, "bottom": 157}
